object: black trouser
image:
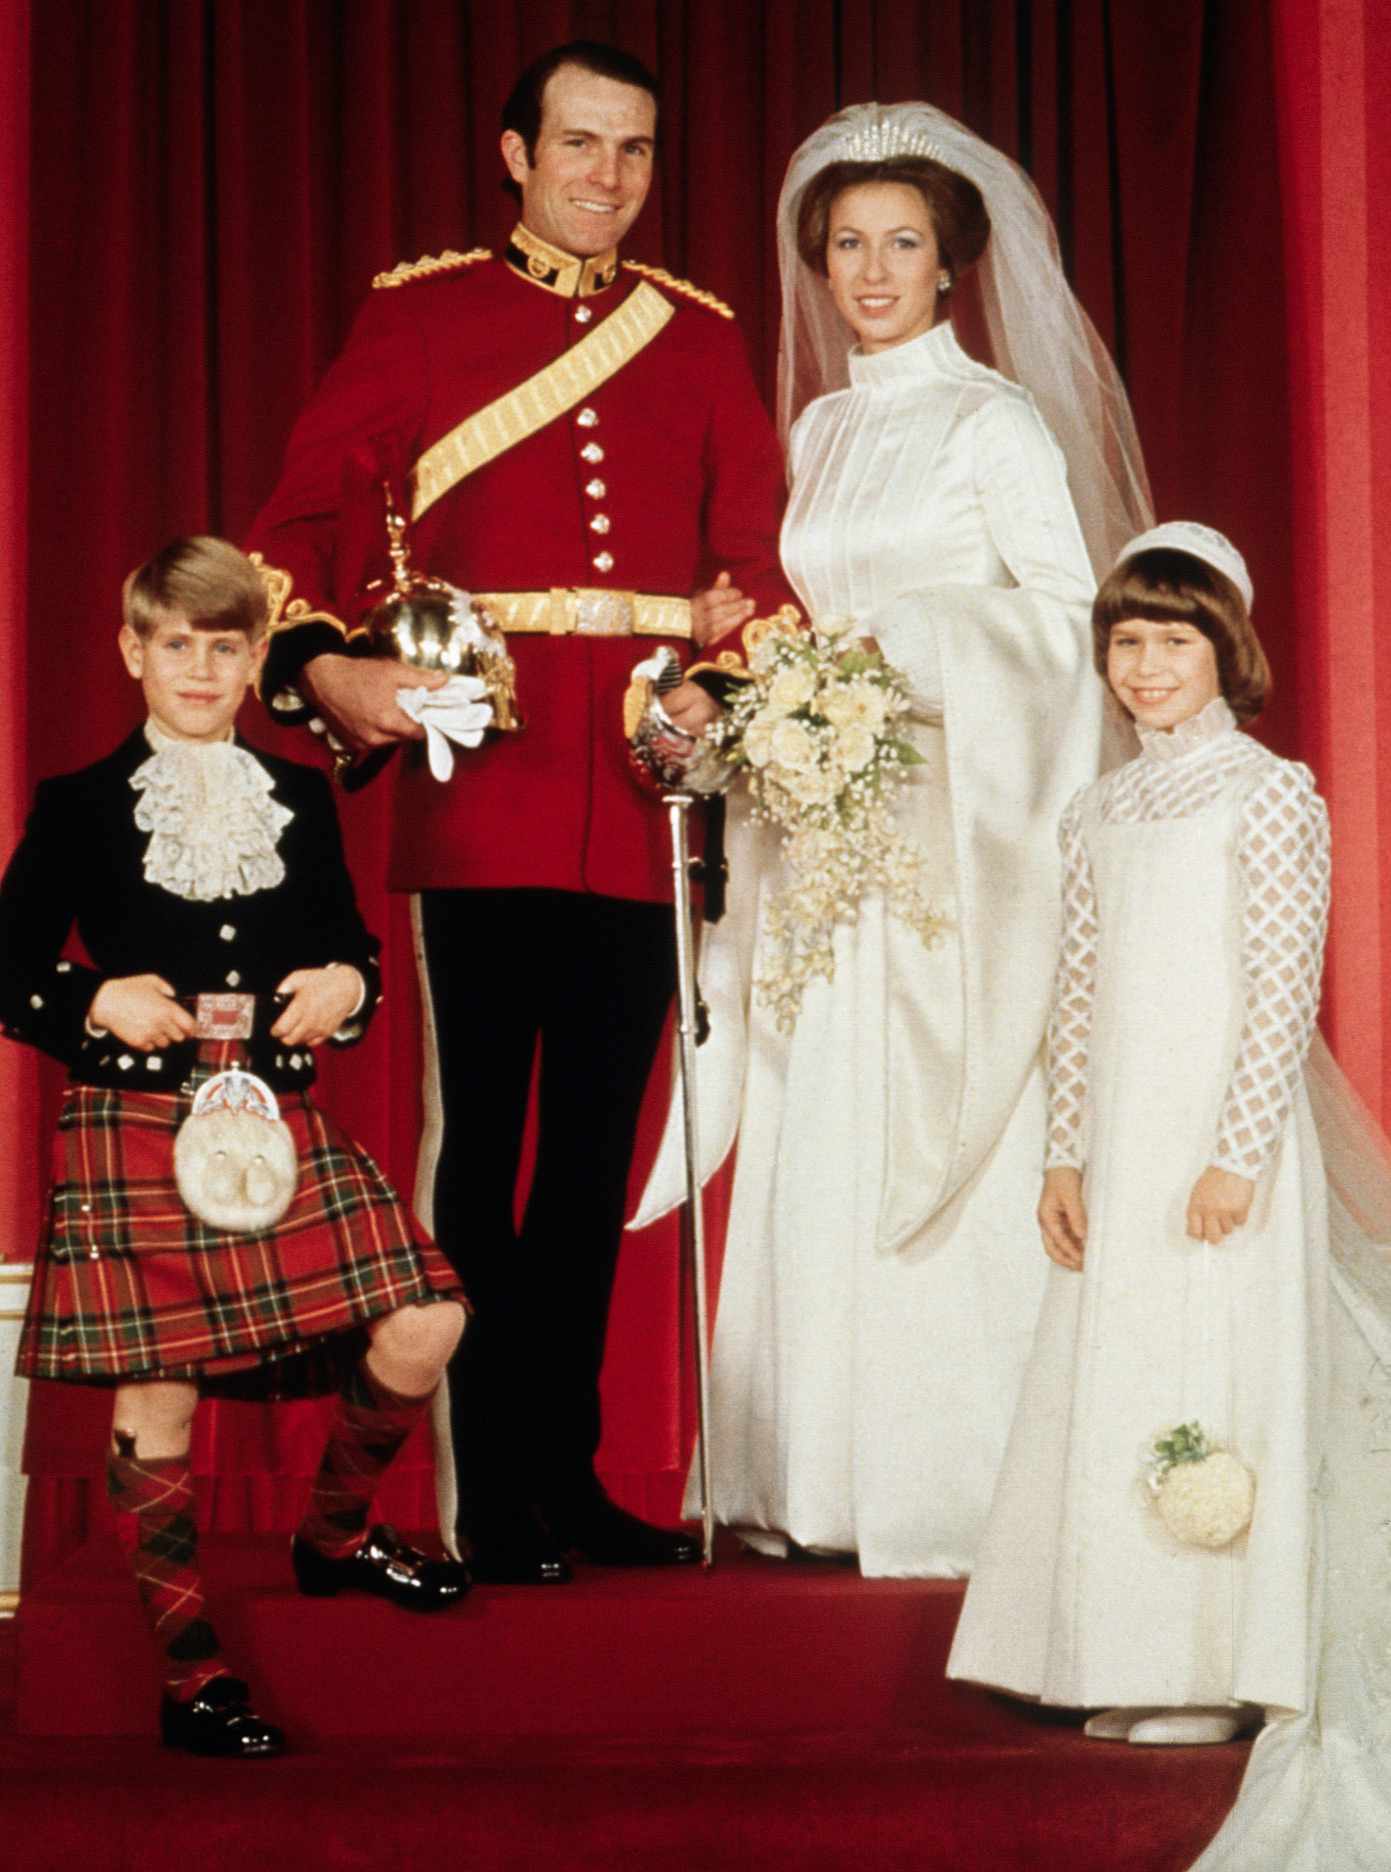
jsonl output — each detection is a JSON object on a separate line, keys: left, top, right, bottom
{"left": 420, "top": 887, "right": 677, "bottom": 1535}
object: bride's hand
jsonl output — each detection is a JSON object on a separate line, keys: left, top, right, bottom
{"left": 690, "top": 570, "right": 755, "bottom": 647}
{"left": 1038, "top": 1167, "right": 1087, "bottom": 1270}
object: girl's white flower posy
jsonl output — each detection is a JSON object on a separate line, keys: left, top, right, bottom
{"left": 1145, "top": 1421, "right": 1255, "bottom": 1549}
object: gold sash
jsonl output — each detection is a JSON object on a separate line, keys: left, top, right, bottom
{"left": 409, "top": 280, "right": 674, "bottom": 522}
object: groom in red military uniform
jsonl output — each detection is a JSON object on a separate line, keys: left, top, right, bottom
{"left": 247, "top": 41, "right": 793, "bottom": 1582}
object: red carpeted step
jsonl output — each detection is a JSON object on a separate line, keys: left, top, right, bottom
{"left": 0, "top": 1730, "right": 1247, "bottom": 1872}
{"left": 10, "top": 1538, "right": 1247, "bottom": 1870}
{"left": 19, "top": 1534, "right": 978, "bottom": 1740}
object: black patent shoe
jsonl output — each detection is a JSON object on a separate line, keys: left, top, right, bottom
{"left": 463, "top": 1507, "right": 573, "bottom": 1585}
{"left": 548, "top": 1491, "right": 701, "bottom": 1567}
{"left": 291, "top": 1523, "right": 472, "bottom": 1611}
{"left": 160, "top": 1674, "right": 285, "bottom": 1758}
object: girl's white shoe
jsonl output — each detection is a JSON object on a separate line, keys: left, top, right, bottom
{"left": 1125, "top": 1706, "right": 1260, "bottom": 1746}
{"left": 1083, "top": 1707, "right": 1165, "bottom": 1740}
{"left": 1083, "top": 1705, "right": 1260, "bottom": 1744}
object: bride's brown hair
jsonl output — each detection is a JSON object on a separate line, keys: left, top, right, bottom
{"left": 1092, "top": 549, "right": 1271, "bottom": 725}
{"left": 795, "top": 157, "right": 990, "bottom": 291}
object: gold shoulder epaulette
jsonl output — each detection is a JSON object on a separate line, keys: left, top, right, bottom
{"left": 621, "top": 260, "right": 735, "bottom": 320}
{"left": 373, "top": 248, "right": 492, "bottom": 290}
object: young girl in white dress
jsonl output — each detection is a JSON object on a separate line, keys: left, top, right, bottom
{"left": 950, "top": 522, "right": 1391, "bottom": 1866}
{"left": 950, "top": 520, "right": 1326, "bottom": 1740}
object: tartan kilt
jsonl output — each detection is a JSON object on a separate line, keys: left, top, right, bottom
{"left": 17, "top": 1081, "right": 464, "bottom": 1396}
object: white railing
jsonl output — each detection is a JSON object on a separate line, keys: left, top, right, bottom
{"left": 0, "top": 1264, "right": 33, "bottom": 1615}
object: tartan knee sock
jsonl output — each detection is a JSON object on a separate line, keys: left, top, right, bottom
{"left": 296, "top": 1358, "right": 433, "bottom": 1560}
{"left": 106, "top": 1438, "right": 228, "bottom": 1703}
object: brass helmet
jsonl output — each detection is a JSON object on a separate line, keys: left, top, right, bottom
{"left": 362, "top": 484, "right": 521, "bottom": 731}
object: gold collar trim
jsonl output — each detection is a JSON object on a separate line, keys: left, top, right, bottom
{"left": 505, "top": 223, "right": 619, "bottom": 297}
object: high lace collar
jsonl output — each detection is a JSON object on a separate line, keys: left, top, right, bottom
{"left": 130, "top": 721, "right": 293, "bottom": 902}
{"left": 1136, "top": 695, "right": 1237, "bottom": 763}
{"left": 848, "top": 318, "right": 963, "bottom": 387}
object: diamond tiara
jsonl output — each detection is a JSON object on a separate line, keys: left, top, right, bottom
{"left": 841, "top": 117, "right": 944, "bottom": 164}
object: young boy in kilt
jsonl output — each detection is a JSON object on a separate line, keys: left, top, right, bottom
{"left": 1, "top": 537, "right": 470, "bottom": 1758}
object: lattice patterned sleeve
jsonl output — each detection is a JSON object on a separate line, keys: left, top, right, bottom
{"left": 1212, "top": 763, "right": 1331, "bottom": 1178}
{"left": 1044, "top": 790, "right": 1098, "bottom": 1169}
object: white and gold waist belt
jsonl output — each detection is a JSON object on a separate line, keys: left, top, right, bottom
{"left": 473, "top": 588, "right": 692, "bottom": 640}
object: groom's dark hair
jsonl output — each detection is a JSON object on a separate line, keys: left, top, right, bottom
{"left": 501, "top": 41, "right": 660, "bottom": 197}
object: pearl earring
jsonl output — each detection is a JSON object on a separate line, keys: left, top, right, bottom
{"left": 937, "top": 271, "right": 951, "bottom": 294}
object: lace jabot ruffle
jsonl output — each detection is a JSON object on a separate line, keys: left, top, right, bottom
{"left": 1136, "top": 695, "right": 1236, "bottom": 763}
{"left": 130, "top": 721, "right": 293, "bottom": 902}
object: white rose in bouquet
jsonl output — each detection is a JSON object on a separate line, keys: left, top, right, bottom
{"left": 824, "top": 680, "right": 888, "bottom": 734}
{"left": 833, "top": 722, "right": 877, "bottom": 774}
{"left": 743, "top": 718, "right": 777, "bottom": 768}
{"left": 765, "top": 661, "right": 818, "bottom": 716}
{"left": 770, "top": 719, "right": 821, "bottom": 773}
{"left": 782, "top": 765, "right": 837, "bottom": 808}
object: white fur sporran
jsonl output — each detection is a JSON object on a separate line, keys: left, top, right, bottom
{"left": 174, "top": 1068, "right": 298, "bottom": 1234}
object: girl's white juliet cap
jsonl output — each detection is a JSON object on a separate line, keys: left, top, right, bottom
{"left": 1112, "top": 521, "right": 1254, "bottom": 611}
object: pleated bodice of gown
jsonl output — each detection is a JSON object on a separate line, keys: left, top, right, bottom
{"left": 782, "top": 320, "right": 1083, "bottom": 615}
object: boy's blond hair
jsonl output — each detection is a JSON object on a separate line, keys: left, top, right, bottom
{"left": 121, "top": 536, "right": 270, "bottom": 643}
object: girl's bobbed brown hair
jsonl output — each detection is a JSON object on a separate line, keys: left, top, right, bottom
{"left": 1092, "top": 548, "right": 1271, "bottom": 725}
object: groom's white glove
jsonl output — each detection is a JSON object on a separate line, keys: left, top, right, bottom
{"left": 395, "top": 676, "right": 494, "bottom": 782}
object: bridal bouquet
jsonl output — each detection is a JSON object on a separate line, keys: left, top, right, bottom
{"left": 711, "top": 613, "right": 947, "bottom": 1031}
{"left": 1145, "top": 1421, "right": 1255, "bottom": 1549}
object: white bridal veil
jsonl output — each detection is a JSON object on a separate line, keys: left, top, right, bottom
{"left": 774, "top": 100, "right": 1153, "bottom": 576}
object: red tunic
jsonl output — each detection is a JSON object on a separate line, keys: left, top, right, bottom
{"left": 247, "top": 248, "right": 795, "bottom": 903}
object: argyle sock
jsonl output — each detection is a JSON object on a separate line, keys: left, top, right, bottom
{"left": 295, "top": 1358, "right": 433, "bottom": 1560}
{"left": 106, "top": 1437, "right": 228, "bottom": 1703}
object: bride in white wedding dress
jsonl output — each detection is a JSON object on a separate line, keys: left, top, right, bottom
{"left": 634, "top": 102, "right": 1151, "bottom": 1577}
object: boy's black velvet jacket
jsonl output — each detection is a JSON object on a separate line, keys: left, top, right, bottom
{"left": 0, "top": 728, "right": 382, "bottom": 1093}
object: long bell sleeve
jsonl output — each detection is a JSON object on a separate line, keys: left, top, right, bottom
{"left": 1044, "top": 789, "right": 1099, "bottom": 1171}
{"left": 1209, "top": 763, "right": 1330, "bottom": 1177}
{"left": 971, "top": 393, "right": 1096, "bottom": 605}
{"left": 870, "top": 390, "right": 1095, "bottom": 717}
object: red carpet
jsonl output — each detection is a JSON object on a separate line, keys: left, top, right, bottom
{"left": 3, "top": 1540, "right": 1247, "bottom": 1869}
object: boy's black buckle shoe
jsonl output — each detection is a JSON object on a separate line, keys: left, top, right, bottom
{"left": 291, "top": 1522, "right": 472, "bottom": 1610}
{"left": 160, "top": 1674, "right": 285, "bottom": 1757}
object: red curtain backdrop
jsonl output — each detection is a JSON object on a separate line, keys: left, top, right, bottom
{"left": 9, "top": 0, "right": 1384, "bottom": 1575}
{"left": 1, "top": 0, "right": 36, "bottom": 1247}
{"left": 1274, "top": 0, "right": 1391, "bottom": 1117}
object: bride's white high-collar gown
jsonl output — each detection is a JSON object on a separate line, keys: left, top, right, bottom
{"left": 637, "top": 320, "right": 1107, "bottom": 1575}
